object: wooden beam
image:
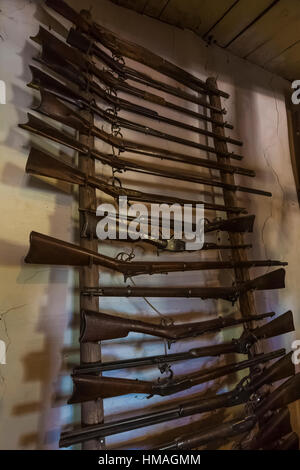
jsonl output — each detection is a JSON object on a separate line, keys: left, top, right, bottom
{"left": 206, "top": 77, "right": 261, "bottom": 350}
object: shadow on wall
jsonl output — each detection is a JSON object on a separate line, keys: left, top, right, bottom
{"left": 1, "top": 2, "right": 77, "bottom": 449}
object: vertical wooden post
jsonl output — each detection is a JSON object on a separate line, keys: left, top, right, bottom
{"left": 78, "top": 110, "right": 104, "bottom": 450}
{"left": 206, "top": 77, "right": 260, "bottom": 353}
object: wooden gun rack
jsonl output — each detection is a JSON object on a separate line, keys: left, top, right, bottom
{"left": 21, "top": 1, "right": 294, "bottom": 450}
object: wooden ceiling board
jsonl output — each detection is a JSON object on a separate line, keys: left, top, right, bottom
{"left": 208, "top": 0, "right": 276, "bottom": 47}
{"left": 108, "top": 0, "right": 300, "bottom": 82}
{"left": 247, "top": 8, "right": 300, "bottom": 66}
{"left": 266, "top": 40, "right": 300, "bottom": 80}
{"left": 228, "top": 0, "right": 299, "bottom": 58}
{"left": 111, "top": 0, "right": 148, "bottom": 14}
{"left": 159, "top": 0, "right": 237, "bottom": 36}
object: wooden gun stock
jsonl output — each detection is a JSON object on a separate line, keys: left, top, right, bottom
{"left": 69, "top": 349, "right": 285, "bottom": 403}
{"left": 80, "top": 310, "right": 274, "bottom": 343}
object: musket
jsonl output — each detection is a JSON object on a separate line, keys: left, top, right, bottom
{"left": 81, "top": 210, "right": 253, "bottom": 252}
{"left": 74, "top": 311, "right": 293, "bottom": 373}
{"left": 82, "top": 211, "right": 252, "bottom": 252}
{"left": 59, "top": 353, "right": 295, "bottom": 447}
{"left": 69, "top": 349, "right": 284, "bottom": 402}
{"left": 80, "top": 310, "right": 274, "bottom": 343}
{"left": 158, "top": 415, "right": 257, "bottom": 450}
{"left": 66, "top": 27, "right": 229, "bottom": 116}
{"left": 19, "top": 105, "right": 255, "bottom": 190}
{"left": 158, "top": 379, "right": 300, "bottom": 450}
{"left": 82, "top": 268, "right": 286, "bottom": 302}
{"left": 24, "top": 231, "right": 287, "bottom": 278}
{"left": 21, "top": 93, "right": 253, "bottom": 180}
{"left": 25, "top": 147, "right": 246, "bottom": 215}
{"left": 28, "top": 60, "right": 241, "bottom": 161}
{"left": 28, "top": 70, "right": 247, "bottom": 173}
{"left": 255, "top": 370, "right": 300, "bottom": 419}
{"left": 45, "top": 0, "right": 229, "bottom": 99}
{"left": 244, "top": 407, "right": 292, "bottom": 450}
{"left": 27, "top": 81, "right": 245, "bottom": 164}
{"left": 31, "top": 27, "right": 239, "bottom": 143}
{"left": 82, "top": 211, "right": 255, "bottom": 238}
{"left": 20, "top": 114, "right": 271, "bottom": 198}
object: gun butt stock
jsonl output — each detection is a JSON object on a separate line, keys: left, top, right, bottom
{"left": 247, "top": 408, "right": 292, "bottom": 450}
{"left": 256, "top": 373, "right": 300, "bottom": 418}
{"left": 68, "top": 375, "right": 151, "bottom": 403}
{"left": 253, "top": 310, "right": 294, "bottom": 341}
{"left": 246, "top": 268, "right": 286, "bottom": 292}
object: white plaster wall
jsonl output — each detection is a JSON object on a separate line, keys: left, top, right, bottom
{"left": 0, "top": 0, "right": 299, "bottom": 450}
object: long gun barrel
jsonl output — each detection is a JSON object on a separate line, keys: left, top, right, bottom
{"left": 69, "top": 349, "right": 285, "bottom": 402}
{"left": 245, "top": 407, "right": 292, "bottom": 450}
{"left": 255, "top": 372, "right": 300, "bottom": 419}
{"left": 31, "top": 28, "right": 239, "bottom": 144}
{"left": 45, "top": 0, "right": 229, "bottom": 99}
{"left": 25, "top": 85, "right": 250, "bottom": 176}
{"left": 24, "top": 231, "right": 286, "bottom": 278}
{"left": 81, "top": 210, "right": 253, "bottom": 252}
{"left": 158, "top": 415, "right": 257, "bottom": 450}
{"left": 66, "top": 27, "right": 230, "bottom": 116}
{"left": 74, "top": 311, "right": 293, "bottom": 373}
{"left": 32, "top": 24, "right": 227, "bottom": 116}
{"left": 59, "top": 353, "right": 295, "bottom": 447}
{"left": 82, "top": 269, "right": 286, "bottom": 302}
{"left": 80, "top": 310, "right": 274, "bottom": 343}
{"left": 33, "top": 84, "right": 247, "bottom": 173}
{"left": 25, "top": 147, "right": 246, "bottom": 215}
{"left": 82, "top": 211, "right": 255, "bottom": 239}
{"left": 21, "top": 111, "right": 265, "bottom": 197}
{"left": 27, "top": 62, "right": 242, "bottom": 160}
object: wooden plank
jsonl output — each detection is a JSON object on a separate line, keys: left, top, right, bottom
{"left": 159, "top": 0, "right": 236, "bottom": 36}
{"left": 248, "top": 9, "right": 300, "bottom": 66}
{"left": 79, "top": 109, "right": 104, "bottom": 450}
{"left": 110, "top": 0, "right": 148, "bottom": 14}
{"left": 266, "top": 40, "right": 300, "bottom": 80}
{"left": 208, "top": 0, "right": 275, "bottom": 47}
{"left": 207, "top": 76, "right": 262, "bottom": 362}
{"left": 207, "top": 77, "right": 259, "bottom": 332}
{"left": 228, "top": 0, "right": 298, "bottom": 58}
{"left": 144, "top": 0, "right": 170, "bottom": 18}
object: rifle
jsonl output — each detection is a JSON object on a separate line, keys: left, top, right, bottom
{"left": 59, "top": 353, "right": 295, "bottom": 447}
{"left": 159, "top": 415, "right": 257, "bottom": 450}
{"left": 82, "top": 268, "right": 286, "bottom": 302}
{"left": 157, "top": 375, "right": 300, "bottom": 450}
{"left": 69, "top": 349, "right": 284, "bottom": 402}
{"left": 66, "top": 27, "right": 229, "bottom": 117}
{"left": 24, "top": 231, "right": 287, "bottom": 278}
{"left": 25, "top": 147, "right": 246, "bottom": 215}
{"left": 27, "top": 85, "right": 247, "bottom": 167}
{"left": 157, "top": 404, "right": 294, "bottom": 451}
{"left": 29, "top": 85, "right": 251, "bottom": 177}
{"left": 74, "top": 311, "right": 293, "bottom": 373}
{"left": 82, "top": 210, "right": 252, "bottom": 252}
{"left": 80, "top": 310, "right": 274, "bottom": 343}
{"left": 25, "top": 78, "right": 251, "bottom": 176}
{"left": 244, "top": 407, "right": 292, "bottom": 450}
{"left": 31, "top": 27, "right": 239, "bottom": 144}
{"left": 20, "top": 113, "right": 271, "bottom": 197}
{"left": 27, "top": 60, "right": 241, "bottom": 161}
{"left": 20, "top": 108, "right": 258, "bottom": 194}
{"left": 82, "top": 211, "right": 254, "bottom": 241}
{"left": 45, "top": 0, "right": 229, "bottom": 99}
